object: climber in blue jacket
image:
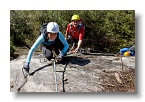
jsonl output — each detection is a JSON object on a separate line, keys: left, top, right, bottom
{"left": 23, "top": 22, "right": 69, "bottom": 73}
{"left": 117, "top": 45, "right": 135, "bottom": 56}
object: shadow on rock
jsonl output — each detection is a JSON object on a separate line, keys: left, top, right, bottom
{"left": 60, "top": 56, "right": 90, "bottom": 66}
{"left": 29, "top": 63, "right": 52, "bottom": 76}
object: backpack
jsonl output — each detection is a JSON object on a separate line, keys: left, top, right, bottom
{"left": 39, "top": 23, "right": 48, "bottom": 43}
{"left": 39, "top": 23, "right": 48, "bottom": 35}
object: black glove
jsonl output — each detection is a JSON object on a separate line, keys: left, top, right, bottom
{"left": 23, "top": 62, "right": 30, "bottom": 73}
{"left": 57, "top": 52, "right": 64, "bottom": 61}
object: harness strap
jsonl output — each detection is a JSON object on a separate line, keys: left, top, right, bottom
{"left": 69, "top": 24, "right": 82, "bottom": 36}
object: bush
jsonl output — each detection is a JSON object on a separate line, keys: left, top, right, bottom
{"left": 10, "top": 41, "right": 15, "bottom": 55}
{"left": 10, "top": 10, "right": 135, "bottom": 53}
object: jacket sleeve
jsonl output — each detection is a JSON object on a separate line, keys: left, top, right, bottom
{"left": 120, "top": 48, "right": 129, "bottom": 54}
{"left": 58, "top": 32, "right": 69, "bottom": 54}
{"left": 26, "top": 34, "right": 44, "bottom": 63}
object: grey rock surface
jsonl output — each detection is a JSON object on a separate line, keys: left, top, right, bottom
{"left": 10, "top": 53, "right": 135, "bottom": 92}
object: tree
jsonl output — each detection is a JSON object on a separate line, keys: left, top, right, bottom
{"left": 10, "top": 10, "right": 135, "bottom": 54}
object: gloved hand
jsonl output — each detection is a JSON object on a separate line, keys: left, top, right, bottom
{"left": 56, "top": 52, "right": 64, "bottom": 62}
{"left": 23, "top": 62, "right": 30, "bottom": 73}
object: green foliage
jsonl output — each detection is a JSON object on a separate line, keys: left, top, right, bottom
{"left": 10, "top": 40, "right": 15, "bottom": 55}
{"left": 10, "top": 10, "right": 135, "bottom": 53}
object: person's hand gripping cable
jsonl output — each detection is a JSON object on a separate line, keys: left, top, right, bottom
{"left": 56, "top": 52, "right": 64, "bottom": 62}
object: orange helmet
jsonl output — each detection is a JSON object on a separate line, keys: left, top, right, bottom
{"left": 124, "top": 51, "right": 130, "bottom": 57}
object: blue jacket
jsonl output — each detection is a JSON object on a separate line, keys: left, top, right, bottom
{"left": 120, "top": 48, "right": 129, "bottom": 55}
{"left": 119, "top": 46, "right": 135, "bottom": 56}
{"left": 26, "top": 32, "right": 69, "bottom": 63}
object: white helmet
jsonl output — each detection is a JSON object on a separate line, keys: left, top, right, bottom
{"left": 47, "top": 22, "right": 59, "bottom": 33}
